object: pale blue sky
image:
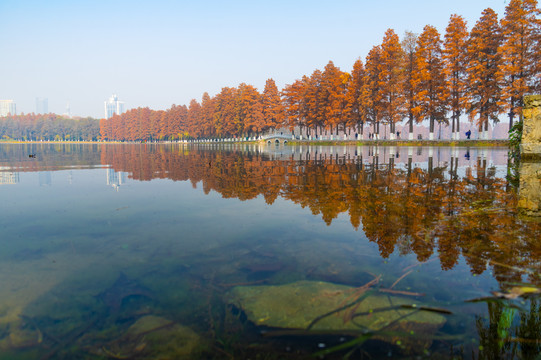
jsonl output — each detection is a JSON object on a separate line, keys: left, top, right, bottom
{"left": 1, "top": 0, "right": 509, "bottom": 118}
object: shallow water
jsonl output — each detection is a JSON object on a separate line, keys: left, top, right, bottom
{"left": 0, "top": 143, "right": 540, "bottom": 359}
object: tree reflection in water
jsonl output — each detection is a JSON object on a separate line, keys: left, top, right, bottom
{"left": 101, "top": 144, "right": 541, "bottom": 358}
{"left": 3, "top": 143, "right": 541, "bottom": 357}
{"left": 98, "top": 144, "right": 541, "bottom": 287}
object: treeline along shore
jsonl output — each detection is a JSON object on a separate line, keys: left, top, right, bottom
{"left": 1, "top": 1, "right": 539, "bottom": 143}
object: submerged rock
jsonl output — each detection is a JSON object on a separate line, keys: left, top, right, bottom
{"left": 225, "top": 280, "right": 447, "bottom": 350}
{"left": 0, "top": 319, "right": 42, "bottom": 350}
{"left": 99, "top": 315, "right": 202, "bottom": 359}
{"left": 97, "top": 272, "right": 153, "bottom": 312}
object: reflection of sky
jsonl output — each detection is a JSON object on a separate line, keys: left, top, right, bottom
{"left": 0, "top": 149, "right": 511, "bottom": 301}
{"left": 0, "top": 145, "right": 533, "bottom": 359}
{"left": 39, "top": 171, "right": 52, "bottom": 186}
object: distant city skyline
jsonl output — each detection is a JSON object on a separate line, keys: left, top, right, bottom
{"left": 0, "top": 100, "right": 16, "bottom": 117}
{"left": 1, "top": 1, "right": 509, "bottom": 118}
{"left": 105, "top": 94, "right": 125, "bottom": 119}
{"left": 36, "top": 97, "right": 48, "bottom": 114}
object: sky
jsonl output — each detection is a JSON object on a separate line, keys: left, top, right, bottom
{"left": 0, "top": 0, "right": 510, "bottom": 119}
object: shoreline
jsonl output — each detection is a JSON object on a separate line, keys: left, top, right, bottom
{"left": 0, "top": 139, "right": 510, "bottom": 147}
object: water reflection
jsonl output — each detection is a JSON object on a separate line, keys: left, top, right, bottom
{"left": 38, "top": 171, "right": 52, "bottom": 186}
{"left": 106, "top": 168, "right": 127, "bottom": 191}
{"left": 1, "top": 143, "right": 541, "bottom": 359}
{"left": 101, "top": 144, "right": 541, "bottom": 285}
{"left": 0, "top": 170, "right": 19, "bottom": 185}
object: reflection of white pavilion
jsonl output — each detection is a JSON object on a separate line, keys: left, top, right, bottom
{"left": 107, "top": 168, "right": 127, "bottom": 191}
{"left": 0, "top": 171, "right": 19, "bottom": 185}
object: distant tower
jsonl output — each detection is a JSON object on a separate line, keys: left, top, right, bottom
{"left": 104, "top": 94, "right": 125, "bottom": 119}
{"left": 35, "top": 97, "right": 48, "bottom": 114}
{"left": 64, "top": 101, "right": 71, "bottom": 118}
{"left": 0, "top": 100, "right": 16, "bottom": 116}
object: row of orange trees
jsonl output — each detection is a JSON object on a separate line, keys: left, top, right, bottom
{"left": 101, "top": 0, "right": 540, "bottom": 141}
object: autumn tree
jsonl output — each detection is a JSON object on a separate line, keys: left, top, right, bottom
{"left": 443, "top": 15, "right": 469, "bottom": 140}
{"left": 412, "top": 25, "right": 448, "bottom": 140}
{"left": 321, "top": 61, "right": 348, "bottom": 137}
{"left": 401, "top": 31, "right": 418, "bottom": 140}
{"left": 200, "top": 92, "right": 215, "bottom": 138}
{"left": 306, "top": 69, "right": 326, "bottom": 137}
{"left": 379, "top": 29, "right": 405, "bottom": 139}
{"left": 467, "top": 8, "right": 503, "bottom": 139}
{"left": 499, "top": 0, "right": 541, "bottom": 129}
{"left": 282, "top": 77, "right": 309, "bottom": 135}
{"left": 261, "top": 78, "right": 285, "bottom": 133}
{"left": 138, "top": 107, "right": 152, "bottom": 140}
{"left": 167, "top": 104, "right": 188, "bottom": 140}
{"left": 187, "top": 99, "right": 202, "bottom": 138}
{"left": 214, "top": 87, "right": 238, "bottom": 137}
{"left": 365, "top": 45, "right": 384, "bottom": 138}
{"left": 100, "top": 118, "right": 110, "bottom": 140}
{"left": 345, "top": 59, "right": 369, "bottom": 137}
{"left": 237, "top": 83, "right": 264, "bottom": 136}
{"left": 149, "top": 110, "right": 164, "bottom": 140}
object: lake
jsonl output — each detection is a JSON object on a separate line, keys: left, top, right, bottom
{"left": 0, "top": 143, "right": 540, "bottom": 359}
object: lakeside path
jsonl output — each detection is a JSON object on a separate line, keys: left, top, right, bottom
{"left": 0, "top": 140, "right": 510, "bottom": 147}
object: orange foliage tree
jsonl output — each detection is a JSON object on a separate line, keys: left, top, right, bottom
{"left": 443, "top": 14, "right": 469, "bottom": 140}
{"left": 379, "top": 29, "right": 405, "bottom": 139}
{"left": 187, "top": 99, "right": 202, "bottom": 138}
{"left": 214, "top": 87, "right": 239, "bottom": 137}
{"left": 306, "top": 70, "right": 326, "bottom": 137}
{"left": 237, "top": 83, "right": 264, "bottom": 137}
{"left": 200, "top": 92, "right": 216, "bottom": 138}
{"left": 401, "top": 31, "right": 418, "bottom": 140}
{"left": 412, "top": 25, "right": 448, "bottom": 140}
{"left": 365, "top": 45, "right": 384, "bottom": 138}
{"left": 345, "top": 59, "right": 369, "bottom": 137}
{"left": 499, "top": 0, "right": 541, "bottom": 129}
{"left": 261, "top": 78, "right": 285, "bottom": 133}
{"left": 467, "top": 8, "right": 503, "bottom": 139}
{"left": 321, "top": 61, "right": 347, "bottom": 137}
{"left": 282, "top": 77, "right": 308, "bottom": 134}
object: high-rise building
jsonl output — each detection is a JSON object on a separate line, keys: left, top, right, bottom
{"left": 104, "top": 94, "right": 125, "bottom": 119}
{"left": 36, "top": 97, "right": 48, "bottom": 114}
{"left": 0, "top": 100, "right": 16, "bottom": 117}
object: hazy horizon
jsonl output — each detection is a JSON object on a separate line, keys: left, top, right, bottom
{"left": 1, "top": 0, "right": 508, "bottom": 118}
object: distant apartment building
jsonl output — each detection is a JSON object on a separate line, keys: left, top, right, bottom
{"left": 36, "top": 97, "right": 48, "bottom": 114}
{"left": 104, "top": 94, "right": 125, "bottom": 119}
{"left": 0, "top": 100, "right": 16, "bottom": 117}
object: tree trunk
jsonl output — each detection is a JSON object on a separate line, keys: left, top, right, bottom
{"left": 451, "top": 113, "right": 456, "bottom": 140}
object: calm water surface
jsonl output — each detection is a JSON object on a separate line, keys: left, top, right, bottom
{"left": 0, "top": 143, "right": 540, "bottom": 359}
